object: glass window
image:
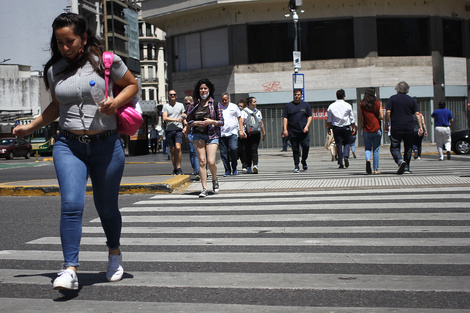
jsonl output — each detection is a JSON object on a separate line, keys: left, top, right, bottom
{"left": 443, "top": 19, "right": 463, "bottom": 57}
{"left": 247, "top": 19, "right": 354, "bottom": 63}
{"left": 301, "top": 19, "right": 355, "bottom": 60}
{"left": 146, "top": 23, "right": 152, "bottom": 37}
{"left": 377, "top": 17, "right": 430, "bottom": 56}
{"left": 149, "top": 89, "right": 155, "bottom": 100}
{"left": 147, "top": 44, "right": 153, "bottom": 59}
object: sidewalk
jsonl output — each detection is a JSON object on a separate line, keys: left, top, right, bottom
{"left": 0, "top": 143, "right": 468, "bottom": 196}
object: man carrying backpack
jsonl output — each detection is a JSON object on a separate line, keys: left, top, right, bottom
{"left": 282, "top": 89, "right": 313, "bottom": 173}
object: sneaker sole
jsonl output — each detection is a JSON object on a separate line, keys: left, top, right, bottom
{"left": 397, "top": 162, "right": 406, "bottom": 174}
{"left": 53, "top": 282, "right": 79, "bottom": 290}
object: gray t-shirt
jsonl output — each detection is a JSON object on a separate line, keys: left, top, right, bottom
{"left": 163, "top": 102, "right": 185, "bottom": 131}
{"left": 47, "top": 54, "right": 128, "bottom": 131}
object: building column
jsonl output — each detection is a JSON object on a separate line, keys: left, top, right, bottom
{"left": 430, "top": 16, "right": 445, "bottom": 107}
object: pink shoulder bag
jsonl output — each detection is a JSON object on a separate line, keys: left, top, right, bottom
{"left": 102, "top": 52, "right": 142, "bottom": 136}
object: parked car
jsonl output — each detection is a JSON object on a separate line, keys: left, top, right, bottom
{"left": 0, "top": 137, "right": 32, "bottom": 159}
{"left": 451, "top": 128, "right": 470, "bottom": 154}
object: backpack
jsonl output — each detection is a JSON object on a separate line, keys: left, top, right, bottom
{"left": 243, "top": 108, "right": 261, "bottom": 135}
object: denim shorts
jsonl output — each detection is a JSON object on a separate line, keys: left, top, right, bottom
{"left": 165, "top": 129, "right": 183, "bottom": 147}
{"left": 192, "top": 133, "right": 219, "bottom": 145}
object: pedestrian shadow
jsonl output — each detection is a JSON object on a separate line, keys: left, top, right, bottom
{"left": 14, "top": 271, "right": 133, "bottom": 301}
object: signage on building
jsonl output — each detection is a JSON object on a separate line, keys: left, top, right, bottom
{"left": 292, "top": 73, "right": 304, "bottom": 101}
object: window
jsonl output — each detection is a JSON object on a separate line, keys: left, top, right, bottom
{"left": 147, "top": 44, "right": 153, "bottom": 60}
{"left": 174, "top": 28, "right": 229, "bottom": 71}
{"left": 138, "top": 22, "right": 143, "bottom": 37}
{"left": 139, "top": 44, "right": 144, "bottom": 59}
{"left": 377, "top": 18, "right": 430, "bottom": 56}
{"left": 146, "top": 23, "right": 152, "bottom": 37}
{"left": 247, "top": 19, "right": 354, "bottom": 63}
{"left": 149, "top": 88, "right": 155, "bottom": 100}
{"left": 443, "top": 19, "right": 463, "bottom": 57}
{"left": 141, "top": 89, "right": 146, "bottom": 101}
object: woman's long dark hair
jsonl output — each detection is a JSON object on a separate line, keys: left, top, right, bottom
{"left": 362, "top": 87, "right": 376, "bottom": 112}
{"left": 44, "top": 13, "right": 104, "bottom": 90}
{"left": 192, "top": 78, "right": 215, "bottom": 102}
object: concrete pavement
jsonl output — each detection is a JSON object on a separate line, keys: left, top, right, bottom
{"left": 0, "top": 143, "right": 468, "bottom": 196}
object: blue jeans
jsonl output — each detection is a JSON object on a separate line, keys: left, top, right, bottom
{"left": 412, "top": 130, "right": 424, "bottom": 157}
{"left": 363, "top": 129, "right": 382, "bottom": 171}
{"left": 187, "top": 132, "right": 199, "bottom": 173}
{"left": 219, "top": 134, "right": 238, "bottom": 173}
{"left": 390, "top": 132, "right": 413, "bottom": 169}
{"left": 289, "top": 132, "right": 310, "bottom": 167}
{"left": 53, "top": 132, "right": 125, "bottom": 268}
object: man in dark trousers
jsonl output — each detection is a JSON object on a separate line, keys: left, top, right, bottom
{"left": 327, "top": 89, "right": 356, "bottom": 169}
{"left": 282, "top": 89, "right": 313, "bottom": 173}
{"left": 385, "top": 81, "right": 423, "bottom": 174}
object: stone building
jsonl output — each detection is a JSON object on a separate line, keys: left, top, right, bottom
{"left": 142, "top": 0, "right": 470, "bottom": 148}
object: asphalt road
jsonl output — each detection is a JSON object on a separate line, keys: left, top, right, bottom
{"left": 0, "top": 148, "right": 469, "bottom": 312}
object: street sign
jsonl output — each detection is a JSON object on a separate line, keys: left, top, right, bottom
{"left": 292, "top": 73, "right": 305, "bottom": 101}
{"left": 293, "top": 51, "right": 301, "bottom": 69}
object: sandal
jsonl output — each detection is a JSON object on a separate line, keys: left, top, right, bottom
{"left": 374, "top": 170, "right": 380, "bottom": 175}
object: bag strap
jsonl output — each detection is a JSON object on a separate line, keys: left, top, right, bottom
{"left": 102, "top": 52, "right": 114, "bottom": 98}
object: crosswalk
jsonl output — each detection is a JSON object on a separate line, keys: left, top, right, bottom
{"left": 1, "top": 186, "right": 469, "bottom": 312}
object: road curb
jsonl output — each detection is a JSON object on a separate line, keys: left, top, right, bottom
{"left": 0, "top": 175, "right": 191, "bottom": 196}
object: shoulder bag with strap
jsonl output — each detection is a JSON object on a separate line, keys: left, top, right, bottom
{"left": 103, "top": 52, "right": 142, "bottom": 136}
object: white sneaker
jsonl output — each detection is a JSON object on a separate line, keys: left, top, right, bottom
{"left": 53, "top": 268, "right": 78, "bottom": 290}
{"left": 106, "top": 253, "right": 124, "bottom": 282}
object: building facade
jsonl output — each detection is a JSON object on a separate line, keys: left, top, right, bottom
{"left": 142, "top": 0, "right": 470, "bottom": 148}
{"left": 139, "top": 19, "right": 167, "bottom": 128}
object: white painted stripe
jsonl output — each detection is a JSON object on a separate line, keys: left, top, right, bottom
{"left": 120, "top": 202, "right": 469, "bottom": 212}
{"left": 0, "top": 269, "right": 468, "bottom": 292}
{"left": 3, "top": 299, "right": 465, "bottom": 313}
{"left": 0, "top": 250, "right": 468, "bottom": 264}
{"left": 82, "top": 225, "right": 470, "bottom": 234}
{"left": 136, "top": 193, "right": 470, "bottom": 205}
{"left": 91, "top": 213, "right": 470, "bottom": 223}
{"left": 149, "top": 186, "right": 470, "bottom": 199}
{"left": 27, "top": 237, "right": 470, "bottom": 247}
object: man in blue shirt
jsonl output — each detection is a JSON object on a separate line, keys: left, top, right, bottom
{"left": 432, "top": 100, "right": 454, "bottom": 160}
{"left": 282, "top": 89, "right": 313, "bottom": 173}
{"left": 385, "top": 81, "right": 423, "bottom": 174}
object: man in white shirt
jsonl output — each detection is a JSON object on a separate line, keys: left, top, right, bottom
{"left": 162, "top": 90, "right": 186, "bottom": 175}
{"left": 327, "top": 89, "right": 356, "bottom": 169}
{"left": 220, "top": 93, "right": 245, "bottom": 176}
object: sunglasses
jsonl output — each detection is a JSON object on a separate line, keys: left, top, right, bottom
{"left": 169, "top": 94, "right": 176, "bottom": 96}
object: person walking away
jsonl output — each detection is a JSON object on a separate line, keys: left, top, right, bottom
{"left": 186, "top": 78, "right": 224, "bottom": 197}
{"left": 358, "top": 87, "right": 383, "bottom": 174}
{"left": 241, "top": 97, "right": 266, "bottom": 174}
{"left": 349, "top": 125, "right": 358, "bottom": 158}
{"left": 384, "top": 81, "right": 423, "bottom": 174}
{"left": 412, "top": 111, "right": 428, "bottom": 160}
{"left": 282, "top": 88, "right": 313, "bottom": 173}
{"left": 326, "top": 89, "right": 356, "bottom": 169}
{"left": 220, "top": 93, "right": 245, "bottom": 176}
{"left": 150, "top": 124, "right": 159, "bottom": 154}
{"left": 13, "top": 12, "right": 139, "bottom": 290}
{"left": 183, "top": 96, "right": 200, "bottom": 179}
{"left": 325, "top": 129, "right": 337, "bottom": 161}
{"left": 163, "top": 90, "right": 186, "bottom": 175}
{"left": 237, "top": 99, "right": 248, "bottom": 171}
{"left": 431, "top": 100, "right": 454, "bottom": 160}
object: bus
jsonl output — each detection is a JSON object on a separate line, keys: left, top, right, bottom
{"left": 15, "top": 116, "right": 60, "bottom": 156}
